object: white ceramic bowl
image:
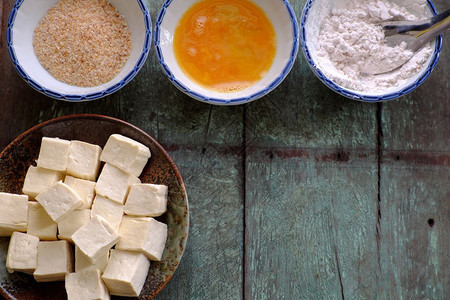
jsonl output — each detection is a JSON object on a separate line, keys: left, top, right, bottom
{"left": 300, "top": 0, "right": 443, "bottom": 102}
{"left": 155, "top": 0, "right": 299, "bottom": 105}
{"left": 7, "top": 0, "right": 152, "bottom": 101}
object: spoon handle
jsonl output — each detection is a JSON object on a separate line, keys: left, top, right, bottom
{"left": 361, "top": 9, "right": 449, "bottom": 75}
{"left": 409, "top": 14, "right": 450, "bottom": 52}
{"left": 382, "top": 9, "right": 450, "bottom": 36}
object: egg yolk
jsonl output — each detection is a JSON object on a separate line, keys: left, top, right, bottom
{"left": 173, "top": 0, "right": 277, "bottom": 93}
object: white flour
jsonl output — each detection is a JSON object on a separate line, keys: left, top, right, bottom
{"left": 316, "top": 0, "right": 433, "bottom": 92}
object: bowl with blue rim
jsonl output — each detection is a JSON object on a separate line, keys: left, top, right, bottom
{"left": 155, "top": 0, "right": 299, "bottom": 105}
{"left": 7, "top": 0, "right": 152, "bottom": 101}
{"left": 300, "top": 0, "right": 443, "bottom": 102}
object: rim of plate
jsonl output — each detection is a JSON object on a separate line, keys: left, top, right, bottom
{"left": 300, "top": 0, "right": 443, "bottom": 102}
{"left": 6, "top": 0, "right": 152, "bottom": 102}
{"left": 154, "top": 0, "right": 300, "bottom": 105}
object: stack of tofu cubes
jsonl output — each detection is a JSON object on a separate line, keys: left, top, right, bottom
{"left": 0, "top": 134, "right": 169, "bottom": 299}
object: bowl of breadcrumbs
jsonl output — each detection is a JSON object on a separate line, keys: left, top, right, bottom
{"left": 7, "top": 0, "right": 152, "bottom": 101}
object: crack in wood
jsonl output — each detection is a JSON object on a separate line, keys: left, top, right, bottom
{"left": 242, "top": 104, "right": 247, "bottom": 300}
{"left": 375, "top": 103, "right": 383, "bottom": 274}
{"left": 331, "top": 194, "right": 345, "bottom": 300}
{"left": 334, "top": 244, "right": 345, "bottom": 300}
{"left": 204, "top": 105, "right": 213, "bottom": 144}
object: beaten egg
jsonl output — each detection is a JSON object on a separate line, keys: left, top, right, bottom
{"left": 174, "top": 0, "right": 277, "bottom": 93}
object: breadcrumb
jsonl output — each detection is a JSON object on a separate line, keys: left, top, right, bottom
{"left": 33, "top": 0, "right": 132, "bottom": 87}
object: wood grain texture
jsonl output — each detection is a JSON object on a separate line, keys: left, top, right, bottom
{"left": 245, "top": 149, "right": 379, "bottom": 299}
{"left": 377, "top": 0, "right": 450, "bottom": 297}
{"left": 381, "top": 49, "right": 449, "bottom": 152}
{"left": 244, "top": 63, "right": 377, "bottom": 150}
{"left": 379, "top": 163, "right": 450, "bottom": 298}
{"left": 244, "top": 1, "right": 379, "bottom": 298}
{"left": 155, "top": 146, "right": 244, "bottom": 299}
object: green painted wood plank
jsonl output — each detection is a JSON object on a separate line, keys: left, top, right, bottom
{"left": 244, "top": 1, "right": 380, "bottom": 298}
{"left": 155, "top": 145, "right": 244, "bottom": 299}
{"left": 378, "top": 2, "right": 449, "bottom": 298}
{"left": 381, "top": 0, "right": 449, "bottom": 152}
{"left": 379, "top": 162, "right": 450, "bottom": 299}
{"left": 245, "top": 92, "right": 377, "bottom": 150}
{"left": 157, "top": 99, "right": 244, "bottom": 147}
{"left": 245, "top": 149, "right": 379, "bottom": 299}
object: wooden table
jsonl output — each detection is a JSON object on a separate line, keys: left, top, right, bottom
{"left": 0, "top": 0, "right": 449, "bottom": 299}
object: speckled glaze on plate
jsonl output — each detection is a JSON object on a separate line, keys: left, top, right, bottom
{"left": 0, "top": 114, "right": 189, "bottom": 300}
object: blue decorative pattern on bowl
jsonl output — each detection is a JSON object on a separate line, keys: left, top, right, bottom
{"left": 300, "top": 0, "right": 443, "bottom": 102}
{"left": 155, "top": 0, "right": 300, "bottom": 105}
{"left": 7, "top": 0, "right": 152, "bottom": 101}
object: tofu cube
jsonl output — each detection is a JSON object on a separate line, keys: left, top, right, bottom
{"left": 34, "top": 240, "right": 73, "bottom": 282}
{"left": 22, "top": 166, "right": 63, "bottom": 199}
{"left": 95, "top": 163, "right": 140, "bottom": 204}
{"left": 6, "top": 232, "right": 39, "bottom": 274}
{"left": 72, "top": 216, "right": 119, "bottom": 263}
{"left": 0, "top": 192, "right": 28, "bottom": 236}
{"left": 36, "top": 137, "right": 71, "bottom": 172}
{"left": 116, "top": 216, "right": 167, "bottom": 261}
{"left": 27, "top": 202, "right": 57, "bottom": 240}
{"left": 66, "top": 140, "right": 102, "bottom": 181}
{"left": 75, "top": 246, "right": 109, "bottom": 273}
{"left": 36, "top": 181, "right": 83, "bottom": 223}
{"left": 100, "top": 134, "right": 151, "bottom": 177}
{"left": 91, "top": 195, "right": 123, "bottom": 232}
{"left": 66, "top": 266, "right": 110, "bottom": 300}
{"left": 101, "top": 250, "right": 150, "bottom": 297}
{"left": 58, "top": 209, "right": 91, "bottom": 242}
{"left": 64, "top": 176, "right": 96, "bottom": 209}
{"left": 124, "top": 184, "right": 168, "bottom": 217}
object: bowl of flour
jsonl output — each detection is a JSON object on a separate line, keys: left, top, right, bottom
{"left": 300, "top": 0, "right": 443, "bottom": 101}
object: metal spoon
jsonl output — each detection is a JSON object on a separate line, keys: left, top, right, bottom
{"left": 360, "top": 9, "right": 450, "bottom": 75}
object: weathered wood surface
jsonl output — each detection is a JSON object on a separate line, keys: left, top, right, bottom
{"left": 0, "top": 0, "right": 449, "bottom": 299}
{"left": 378, "top": 14, "right": 450, "bottom": 297}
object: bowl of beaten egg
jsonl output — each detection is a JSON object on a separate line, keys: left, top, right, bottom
{"left": 7, "top": 0, "right": 151, "bottom": 101}
{"left": 155, "top": 0, "right": 299, "bottom": 105}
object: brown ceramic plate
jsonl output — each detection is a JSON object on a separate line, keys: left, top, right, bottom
{"left": 0, "top": 114, "right": 189, "bottom": 299}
